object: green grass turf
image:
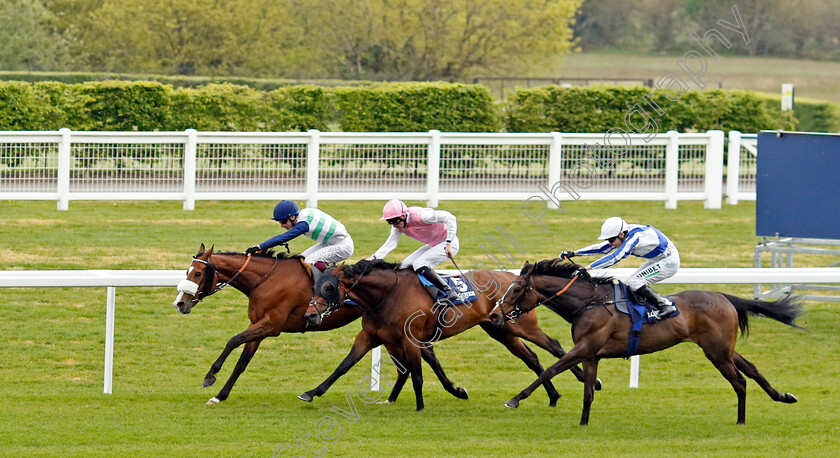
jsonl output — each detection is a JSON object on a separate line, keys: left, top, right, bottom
{"left": 1, "top": 200, "right": 838, "bottom": 457}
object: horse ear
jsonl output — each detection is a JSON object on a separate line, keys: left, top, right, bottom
{"left": 197, "top": 243, "right": 206, "bottom": 256}
{"left": 207, "top": 245, "right": 214, "bottom": 256}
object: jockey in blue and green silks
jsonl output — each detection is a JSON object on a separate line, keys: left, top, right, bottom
{"left": 246, "top": 200, "right": 354, "bottom": 280}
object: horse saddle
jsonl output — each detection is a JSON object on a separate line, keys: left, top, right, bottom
{"left": 612, "top": 281, "right": 679, "bottom": 357}
{"left": 416, "top": 273, "right": 478, "bottom": 306}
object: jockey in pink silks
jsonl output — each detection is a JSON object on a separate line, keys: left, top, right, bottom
{"left": 370, "top": 199, "right": 460, "bottom": 304}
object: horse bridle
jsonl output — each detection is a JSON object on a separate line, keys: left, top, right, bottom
{"left": 178, "top": 254, "right": 277, "bottom": 305}
{"left": 309, "top": 268, "right": 401, "bottom": 320}
{"left": 495, "top": 274, "right": 583, "bottom": 323}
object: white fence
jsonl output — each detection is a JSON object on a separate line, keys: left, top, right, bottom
{"left": 0, "top": 129, "right": 756, "bottom": 210}
{"left": 3, "top": 267, "right": 836, "bottom": 393}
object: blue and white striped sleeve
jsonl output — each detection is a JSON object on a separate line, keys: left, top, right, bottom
{"left": 576, "top": 241, "right": 614, "bottom": 256}
{"left": 589, "top": 236, "right": 639, "bottom": 269}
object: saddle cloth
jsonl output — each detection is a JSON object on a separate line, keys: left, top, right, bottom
{"left": 612, "top": 281, "right": 679, "bottom": 356}
{"left": 417, "top": 273, "right": 478, "bottom": 305}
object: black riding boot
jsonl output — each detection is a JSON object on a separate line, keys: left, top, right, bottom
{"left": 416, "top": 266, "right": 460, "bottom": 305}
{"left": 634, "top": 285, "right": 676, "bottom": 320}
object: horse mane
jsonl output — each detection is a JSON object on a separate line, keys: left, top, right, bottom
{"left": 342, "top": 259, "right": 402, "bottom": 279}
{"left": 524, "top": 258, "right": 614, "bottom": 286}
{"left": 216, "top": 251, "right": 304, "bottom": 261}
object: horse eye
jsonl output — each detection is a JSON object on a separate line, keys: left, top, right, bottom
{"left": 194, "top": 272, "right": 202, "bottom": 278}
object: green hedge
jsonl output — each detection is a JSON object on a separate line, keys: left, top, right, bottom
{"left": 0, "top": 80, "right": 502, "bottom": 132}
{"left": 756, "top": 94, "right": 840, "bottom": 132}
{"left": 504, "top": 86, "right": 796, "bottom": 133}
{"left": 333, "top": 83, "right": 502, "bottom": 132}
{"left": 3, "top": 80, "right": 821, "bottom": 133}
{"left": 0, "top": 71, "right": 375, "bottom": 92}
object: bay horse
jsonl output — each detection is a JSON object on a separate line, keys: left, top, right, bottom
{"left": 171, "top": 244, "right": 362, "bottom": 405}
{"left": 489, "top": 259, "right": 803, "bottom": 425}
{"left": 300, "top": 259, "right": 596, "bottom": 411}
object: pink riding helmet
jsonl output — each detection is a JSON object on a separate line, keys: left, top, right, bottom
{"left": 381, "top": 199, "right": 408, "bottom": 220}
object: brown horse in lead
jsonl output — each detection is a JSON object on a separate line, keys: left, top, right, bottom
{"left": 489, "top": 259, "right": 803, "bottom": 425}
{"left": 301, "top": 259, "right": 596, "bottom": 411}
{"left": 172, "top": 244, "right": 363, "bottom": 405}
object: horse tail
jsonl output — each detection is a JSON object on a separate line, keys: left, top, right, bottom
{"left": 721, "top": 293, "right": 804, "bottom": 336}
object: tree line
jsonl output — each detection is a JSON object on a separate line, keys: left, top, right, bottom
{"left": 574, "top": 0, "right": 840, "bottom": 59}
{"left": 1, "top": 0, "right": 580, "bottom": 80}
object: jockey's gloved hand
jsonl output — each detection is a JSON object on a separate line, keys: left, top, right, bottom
{"left": 560, "top": 251, "right": 575, "bottom": 260}
{"left": 245, "top": 245, "right": 262, "bottom": 255}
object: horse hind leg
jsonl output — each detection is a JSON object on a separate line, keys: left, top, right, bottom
{"left": 733, "top": 352, "right": 798, "bottom": 403}
{"left": 702, "top": 345, "right": 748, "bottom": 424}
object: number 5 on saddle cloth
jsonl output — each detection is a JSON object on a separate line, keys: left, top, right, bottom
{"left": 417, "top": 273, "right": 478, "bottom": 305}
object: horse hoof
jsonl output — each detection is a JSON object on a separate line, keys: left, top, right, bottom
{"left": 785, "top": 393, "right": 798, "bottom": 403}
{"left": 203, "top": 376, "right": 216, "bottom": 388}
{"left": 549, "top": 397, "right": 559, "bottom": 407}
{"left": 205, "top": 397, "right": 220, "bottom": 406}
{"left": 505, "top": 399, "right": 519, "bottom": 409}
{"left": 298, "top": 392, "right": 314, "bottom": 402}
{"left": 594, "top": 378, "right": 602, "bottom": 391}
{"left": 456, "top": 387, "right": 469, "bottom": 400}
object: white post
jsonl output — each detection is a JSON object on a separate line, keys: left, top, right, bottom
{"left": 547, "top": 132, "right": 563, "bottom": 209}
{"left": 427, "top": 130, "right": 441, "bottom": 207}
{"left": 704, "top": 130, "right": 725, "bottom": 209}
{"left": 104, "top": 287, "right": 116, "bottom": 394}
{"left": 306, "top": 129, "right": 320, "bottom": 208}
{"left": 726, "top": 130, "right": 742, "bottom": 205}
{"left": 183, "top": 129, "right": 197, "bottom": 211}
{"left": 57, "top": 128, "right": 71, "bottom": 211}
{"left": 629, "top": 355, "right": 640, "bottom": 388}
{"left": 370, "top": 345, "right": 382, "bottom": 391}
{"left": 664, "top": 130, "right": 679, "bottom": 209}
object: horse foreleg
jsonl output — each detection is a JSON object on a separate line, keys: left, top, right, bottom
{"left": 509, "top": 321, "right": 601, "bottom": 391}
{"left": 419, "top": 346, "right": 469, "bottom": 400}
{"left": 403, "top": 346, "right": 425, "bottom": 412}
{"left": 580, "top": 359, "right": 600, "bottom": 426}
{"left": 206, "top": 340, "right": 262, "bottom": 405}
{"left": 733, "top": 352, "right": 798, "bottom": 404}
{"left": 505, "top": 347, "right": 587, "bottom": 409}
{"left": 204, "top": 320, "right": 276, "bottom": 389}
{"left": 298, "top": 330, "right": 379, "bottom": 402}
{"left": 385, "top": 366, "right": 410, "bottom": 403}
{"left": 379, "top": 344, "right": 410, "bottom": 404}
{"left": 479, "top": 323, "right": 560, "bottom": 407}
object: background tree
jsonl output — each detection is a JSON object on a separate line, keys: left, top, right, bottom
{"left": 0, "top": 0, "right": 74, "bottom": 70}
{"left": 53, "top": 0, "right": 309, "bottom": 76}
{"left": 294, "top": 0, "right": 582, "bottom": 80}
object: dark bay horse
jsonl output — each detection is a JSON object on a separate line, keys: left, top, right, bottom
{"left": 172, "top": 244, "right": 362, "bottom": 405}
{"left": 300, "top": 259, "right": 595, "bottom": 411}
{"left": 489, "top": 259, "right": 803, "bottom": 425}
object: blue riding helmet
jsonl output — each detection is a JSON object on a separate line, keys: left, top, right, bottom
{"left": 272, "top": 200, "right": 300, "bottom": 221}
